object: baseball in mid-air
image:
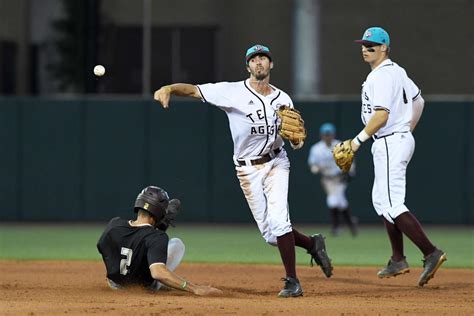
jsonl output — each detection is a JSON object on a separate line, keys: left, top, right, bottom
{"left": 93, "top": 65, "right": 106, "bottom": 77}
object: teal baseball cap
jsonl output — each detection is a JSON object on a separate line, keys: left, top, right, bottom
{"left": 354, "top": 27, "right": 390, "bottom": 46}
{"left": 245, "top": 44, "right": 272, "bottom": 63}
{"left": 320, "top": 123, "right": 336, "bottom": 135}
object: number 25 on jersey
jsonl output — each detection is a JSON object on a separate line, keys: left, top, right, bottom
{"left": 362, "top": 103, "right": 372, "bottom": 114}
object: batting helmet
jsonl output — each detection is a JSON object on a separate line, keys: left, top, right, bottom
{"left": 134, "top": 186, "right": 170, "bottom": 221}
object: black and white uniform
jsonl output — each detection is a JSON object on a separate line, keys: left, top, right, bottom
{"left": 360, "top": 59, "right": 421, "bottom": 223}
{"left": 97, "top": 217, "right": 184, "bottom": 289}
{"left": 197, "top": 79, "right": 295, "bottom": 245}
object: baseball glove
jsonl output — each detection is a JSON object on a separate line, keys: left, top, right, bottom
{"left": 276, "top": 106, "right": 307, "bottom": 147}
{"left": 157, "top": 198, "right": 181, "bottom": 231}
{"left": 332, "top": 140, "right": 355, "bottom": 173}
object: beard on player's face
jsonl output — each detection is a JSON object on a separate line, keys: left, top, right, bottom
{"left": 247, "top": 56, "right": 272, "bottom": 80}
{"left": 249, "top": 65, "right": 270, "bottom": 80}
{"left": 254, "top": 71, "right": 268, "bottom": 80}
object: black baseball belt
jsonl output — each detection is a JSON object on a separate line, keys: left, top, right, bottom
{"left": 236, "top": 147, "right": 282, "bottom": 166}
{"left": 373, "top": 131, "right": 409, "bottom": 140}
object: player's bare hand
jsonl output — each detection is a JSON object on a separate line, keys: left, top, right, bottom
{"left": 193, "top": 285, "right": 223, "bottom": 296}
{"left": 350, "top": 139, "right": 360, "bottom": 152}
{"left": 154, "top": 86, "right": 172, "bottom": 109}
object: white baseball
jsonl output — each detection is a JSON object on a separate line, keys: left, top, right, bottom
{"left": 93, "top": 65, "right": 106, "bottom": 77}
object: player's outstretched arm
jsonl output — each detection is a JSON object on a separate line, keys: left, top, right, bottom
{"left": 150, "top": 263, "right": 222, "bottom": 296}
{"left": 153, "top": 83, "right": 202, "bottom": 108}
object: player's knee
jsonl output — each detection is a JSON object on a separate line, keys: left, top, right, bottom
{"left": 262, "top": 217, "right": 291, "bottom": 246}
{"left": 169, "top": 237, "right": 185, "bottom": 249}
{"left": 269, "top": 218, "right": 292, "bottom": 233}
{"left": 166, "top": 238, "right": 186, "bottom": 272}
{"left": 389, "top": 204, "right": 409, "bottom": 220}
{"left": 266, "top": 238, "right": 278, "bottom": 247}
{"left": 382, "top": 213, "right": 395, "bottom": 224}
{"left": 168, "top": 238, "right": 185, "bottom": 255}
{"left": 261, "top": 232, "right": 278, "bottom": 246}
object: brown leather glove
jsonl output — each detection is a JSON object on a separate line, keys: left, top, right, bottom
{"left": 276, "top": 106, "right": 307, "bottom": 149}
{"left": 332, "top": 139, "right": 355, "bottom": 173}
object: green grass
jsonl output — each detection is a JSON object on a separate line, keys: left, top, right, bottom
{"left": 0, "top": 224, "right": 472, "bottom": 268}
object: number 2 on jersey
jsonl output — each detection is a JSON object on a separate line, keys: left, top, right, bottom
{"left": 120, "top": 247, "right": 133, "bottom": 275}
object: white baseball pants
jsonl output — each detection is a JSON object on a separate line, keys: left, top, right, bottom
{"left": 371, "top": 132, "right": 415, "bottom": 223}
{"left": 321, "top": 177, "right": 349, "bottom": 209}
{"left": 236, "top": 150, "right": 293, "bottom": 246}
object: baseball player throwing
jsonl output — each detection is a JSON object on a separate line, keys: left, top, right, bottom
{"left": 97, "top": 186, "right": 222, "bottom": 296}
{"left": 154, "top": 44, "right": 333, "bottom": 297}
{"left": 308, "top": 123, "right": 358, "bottom": 236}
{"left": 333, "top": 27, "right": 446, "bottom": 286}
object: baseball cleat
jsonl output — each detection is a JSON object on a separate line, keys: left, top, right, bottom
{"left": 106, "top": 278, "right": 122, "bottom": 290}
{"left": 418, "top": 249, "right": 447, "bottom": 286}
{"left": 278, "top": 277, "right": 303, "bottom": 298}
{"left": 377, "top": 258, "right": 410, "bottom": 278}
{"left": 308, "top": 234, "right": 333, "bottom": 278}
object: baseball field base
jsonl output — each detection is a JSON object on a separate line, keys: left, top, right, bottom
{"left": 1, "top": 261, "right": 472, "bottom": 315}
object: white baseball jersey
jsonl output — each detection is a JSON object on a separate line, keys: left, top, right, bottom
{"left": 361, "top": 59, "right": 421, "bottom": 137}
{"left": 308, "top": 139, "right": 343, "bottom": 177}
{"left": 197, "top": 78, "right": 295, "bottom": 245}
{"left": 197, "top": 79, "right": 293, "bottom": 161}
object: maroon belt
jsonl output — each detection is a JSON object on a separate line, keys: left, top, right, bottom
{"left": 237, "top": 148, "right": 282, "bottom": 166}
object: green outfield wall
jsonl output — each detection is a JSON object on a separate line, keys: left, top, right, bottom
{"left": 1, "top": 98, "right": 473, "bottom": 224}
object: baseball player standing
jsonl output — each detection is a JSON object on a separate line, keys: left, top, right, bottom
{"left": 97, "top": 186, "right": 222, "bottom": 296}
{"left": 308, "top": 123, "right": 358, "bottom": 236}
{"left": 154, "top": 44, "right": 333, "bottom": 297}
{"left": 336, "top": 27, "right": 446, "bottom": 286}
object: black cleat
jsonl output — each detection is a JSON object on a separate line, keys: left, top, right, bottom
{"left": 418, "top": 249, "right": 447, "bottom": 286}
{"left": 308, "top": 234, "right": 333, "bottom": 277}
{"left": 377, "top": 258, "right": 410, "bottom": 278}
{"left": 278, "top": 277, "right": 303, "bottom": 298}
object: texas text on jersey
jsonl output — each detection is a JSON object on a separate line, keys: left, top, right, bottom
{"left": 197, "top": 79, "right": 291, "bottom": 161}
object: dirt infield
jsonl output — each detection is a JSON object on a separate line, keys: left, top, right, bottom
{"left": 1, "top": 261, "right": 473, "bottom": 315}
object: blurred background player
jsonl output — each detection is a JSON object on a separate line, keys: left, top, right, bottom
{"left": 308, "top": 123, "right": 358, "bottom": 237}
{"left": 97, "top": 185, "right": 221, "bottom": 296}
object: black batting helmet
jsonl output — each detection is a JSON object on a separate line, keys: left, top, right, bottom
{"left": 134, "top": 186, "right": 170, "bottom": 221}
